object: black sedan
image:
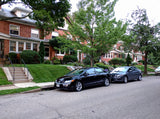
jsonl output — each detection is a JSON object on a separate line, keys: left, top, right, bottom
{"left": 110, "top": 66, "right": 142, "bottom": 83}
{"left": 54, "top": 67, "right": 110, "bottom": 91}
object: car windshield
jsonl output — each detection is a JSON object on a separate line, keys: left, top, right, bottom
{"left": 157, "top": 66, "right": 160, "bottom": 69}
{"left": 111, "top": 67, "right": 129, "bottom": 73}
{"left": 66, "top": 69, "right": 85, "bottom": 76}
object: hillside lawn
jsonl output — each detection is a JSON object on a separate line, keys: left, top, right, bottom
{"left": 27, "top": 64, "right": 70, "bottom": 83}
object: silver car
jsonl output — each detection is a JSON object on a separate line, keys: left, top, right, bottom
{"left": 155, "top": 66, "right": 160, "bottom": 75}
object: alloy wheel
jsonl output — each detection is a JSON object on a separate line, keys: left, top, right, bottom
{"left": 104, "top": 78, "right": 110, "bottom": 86}
{"left": 75, "top": 81, "right": 82, "bottom": 92}
{"left": 124, "top": 76, "right": 128, "bottom": 83}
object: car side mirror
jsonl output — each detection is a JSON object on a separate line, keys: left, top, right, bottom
{"left": 83, "top": 73, "right": 88, "bottom": 76}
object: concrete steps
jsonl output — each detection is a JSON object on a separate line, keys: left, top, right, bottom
{"left": 8, "top": 67, "right": 29, "bottom": 83}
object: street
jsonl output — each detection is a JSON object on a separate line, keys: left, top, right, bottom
{"left": 0, "top": 76, "right": 160, "bottom": 119}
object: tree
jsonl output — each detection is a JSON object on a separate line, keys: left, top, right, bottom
{"left": 39, "top": 41, "right": 45, "bottom": 63}
{"left": 126, "top": 53, "right": 132, "bottom": 66}
{"left": 0, "top": 0, "right": 71, "bottom": 36}
{"left": 60, "top": 0, "right": 127, "bottom": 67}
{"left": 127, "top": 8, "right": 160, "bottom": 74}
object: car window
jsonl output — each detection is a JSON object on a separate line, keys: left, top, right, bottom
{"left": 86, "top": 68, "right": 95, "bottom": 75}
{"left": 66, "top": 69, "right": 85, "bottom": 76}
{"left": 95, "top": 68, "right": 104, "bottom": 73}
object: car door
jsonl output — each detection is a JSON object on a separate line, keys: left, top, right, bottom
{"left": 81, "top": 68, "right": 97, "bottom": 87}
{"left": 95, "top": 68, "right": 106, "bottom": 84}
{"left": 127, "top": 67, "right": 136, "bottom": 80}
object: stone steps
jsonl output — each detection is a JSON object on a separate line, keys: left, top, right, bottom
{"left": 8, "top": 67, "right": 29, "bottom": 83}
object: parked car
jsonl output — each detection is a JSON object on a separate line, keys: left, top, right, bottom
{"left": 110, "top": 66, "right": 142, "bottom": 83}
{"left": 155, "top": 66, "right": 160, "bottom": 75}
{"left": 54, "top": 67, "right": 110, "bottom": 91}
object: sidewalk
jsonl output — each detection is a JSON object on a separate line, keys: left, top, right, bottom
{"left": 0, "top": 82, "right": 55, "bottom": 91}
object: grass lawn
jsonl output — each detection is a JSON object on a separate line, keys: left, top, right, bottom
{"left": 0, "top": 68, "right": 12, "bottom": 86}
{"left": 27, "top": 64, "right": 70, "bottom": 83}
{"left": 0, "top": 86, "right": 40, "bottom": 95}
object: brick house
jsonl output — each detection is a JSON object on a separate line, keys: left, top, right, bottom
{"left": 101, "top": 41, "right": 145, "bottom": 64}
{"left": 0, "top": 7, "right": 43, "bottom": 60}
{"left": 0, "top": 6, "right": 70, "bottom": 63}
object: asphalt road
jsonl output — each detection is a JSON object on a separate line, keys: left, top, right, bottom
{"left": 0, "top": 76, "right": 160, "bottom": 119}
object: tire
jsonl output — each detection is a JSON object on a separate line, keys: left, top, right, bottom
{"left": 75, "top": 81, "right": 83, "bottom": 92}
{"left": 104, "top": 77, "right": 110, "bottom": 86}
{"left": 137, "top": 75, "right": 142, "bottom": 81}
{"left": 124, "top": 76, "right": 128, "bottom": 83}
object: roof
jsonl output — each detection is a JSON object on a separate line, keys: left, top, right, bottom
{"left": 0, "top": 7, "right": 36, "bottom": 25}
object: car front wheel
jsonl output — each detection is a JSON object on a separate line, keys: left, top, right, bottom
{"left": 124, "top": 76, "right": 128, "bottom": 83}
{"left": 75, "top": 81, "right": 83, "bottom": 92}
{"left": 104, "top": 78, "right": 110, "bottom": 86}
{"left": 137, "top": 75, "right": 142, "bottom": 81}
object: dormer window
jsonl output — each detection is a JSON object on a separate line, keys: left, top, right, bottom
{"left": 31, "top": 29, "right": 39, "bottom": 38}
{"left": 10, "top": 24, "right": 20, "bottom": 35}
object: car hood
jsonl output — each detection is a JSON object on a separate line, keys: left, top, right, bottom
{"left": 110, "top": 71, "right": 126, "bottom": 75}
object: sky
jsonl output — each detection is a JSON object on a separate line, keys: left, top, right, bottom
{"left": 70, "top": 0, "right": 160, "bottom": 25}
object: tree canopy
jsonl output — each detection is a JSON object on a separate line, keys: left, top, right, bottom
{"left": 60, "top": 0, "right": 127, "bottom": 66}
{"left": 125, "top": 8, "right": 160, "bottom": 74}
{"left": 0, "top": 0, "right": 71, "bottom": 36}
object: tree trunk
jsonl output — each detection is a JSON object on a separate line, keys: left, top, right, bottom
{"left": 144, "top": 51, "right": 148, "bottom": 75}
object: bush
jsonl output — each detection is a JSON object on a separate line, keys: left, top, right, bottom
{"left": 109, "top": 58, "right": 125, "bottom": 65}
{"left": 132, "top": 62, "right": 138, "bottom": 65}
{"left": 52, "top": 57, "right": 61, "bottom": 64}
{"left": 138, "top": 60, "right": 144, "bottom": 64}
{"left": 8, "top": 52, "right": 17, "bottom": 60}
{"left": 20, "top": 50, "right": 40, "bottom": 64}
{"left": 63, "top": 55, "right": 77, "bottom": 64}
{"left": 83, "top": 57, "right": 90, "bottom": 65}
{"left": 95, "top": 63, "right": 109, "bottom": 69}
{"left": 44, "top": 60, "right": 51, "bottom": 64}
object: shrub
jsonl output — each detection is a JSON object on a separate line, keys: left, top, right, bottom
{"left": 95, "top": 63, "right": 109, "bottom": 69}
{"left": 8, "top": 52, "right": 18, "bottom": 63}
{"left": 52, "top": 57, "right": 61, "bottom": 64}
{"left": 20, "top": 50, "right": 40, "bottom": 64}
{"left": 8, "top": 52, "right": 17, "bottom": 60}
{"left": 63, "top": 55, "right": 77, "bottom": 64}
{"left": 39, "top": 42, "right": 45, "bottom": 63}
{"left": 138, "top": 60, "right": 144, "bottom": 64}
{"left": 109, "top": 58, "right": 125, "bottom": 65}
{"left": 126, "top": 53, "right": 132, "bottom": 66}
{"left": 83, "top": 57, "right": 90, "bottom": 65}
{"left": 44, "top": 60, "right": 51, "bottom": 64}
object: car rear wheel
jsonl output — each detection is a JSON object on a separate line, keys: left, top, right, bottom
{"left": 137, "top": 75, "right": 142, "bottom": 81}
{"left": 124, "top": 76, "right": 128, "bottom": 83}
{"left": 75, "top": 81, "right": 83, "bottom": 92}
{"left": 104, "top": 78, "right": 110, "bottom": 86}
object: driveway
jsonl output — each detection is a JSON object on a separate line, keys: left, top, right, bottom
{"left": 0, "top": 76, "right": 160, "bottom": 119}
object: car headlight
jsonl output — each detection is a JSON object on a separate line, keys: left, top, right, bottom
{"left": 115, "top": 74, "right": 124, "bottom": 78}
{"left": 64, "top": 80, "right": 74, "bottom": 84}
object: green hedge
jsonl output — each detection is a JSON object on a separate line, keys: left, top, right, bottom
{"left": 63, "top": 55, "right": 77, "bottom": 64}
{"left": 20, "top": 50, "right": 40, "bottom": 64}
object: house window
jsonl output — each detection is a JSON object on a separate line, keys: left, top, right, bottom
{"left": 18, "top": 42, "right": 24, "bottom": 52}
{"left": 31, "top": 29, "right": 39, "bottom": 38}
{"left": 10, "top": 25, "right": 20, "bottom": 35}
{"left": 10, "top": 41, "right": 16, "bottom": 52}
{"left": 26, "top": 42, "right": 31, "bottom": 50}
{"left": 33, "top": 43, "right": 38, "bottom": 51}
{"left": 52, "top": 31, "right": 59, "bottom": 39}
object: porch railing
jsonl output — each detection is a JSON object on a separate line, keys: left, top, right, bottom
{"left": 8, "top": 57, "right": 15, "bottom": 81}
{"left": 21, "top": 59, "right": 29, "bottom": 79}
